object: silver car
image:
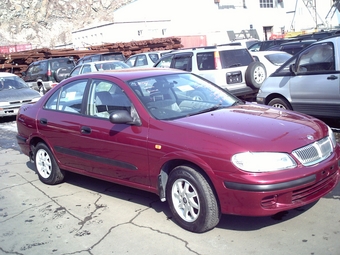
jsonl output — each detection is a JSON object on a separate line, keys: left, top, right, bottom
{"left": 256, "top": 35, "right": 339, "bottom": 119}
{"left": 0, "top": 72, "right": 41, "bottom": 117}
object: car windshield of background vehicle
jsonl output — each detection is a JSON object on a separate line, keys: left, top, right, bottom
{"left": 127, "top": 73, "right": 240, "bottom": 120}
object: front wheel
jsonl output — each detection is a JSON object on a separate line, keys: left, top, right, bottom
{"left": 268, "top": 97, "right": 292, "bottom": 110}
{"left": 34, "top": 143, "right": 65, "bottom": 185}
{"left": 166, "top": 165, "right": 220, "bottom": 233}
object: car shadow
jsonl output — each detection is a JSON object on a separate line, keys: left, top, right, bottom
{"left": 216, "top": 202, "right": 317, "bottom": 231}
{"left": 22, "top": 165, "right": 334, "bottom": 232}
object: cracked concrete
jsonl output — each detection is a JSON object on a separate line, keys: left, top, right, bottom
{"left": 0, "top": 140, "right": 340, "bottom": 254}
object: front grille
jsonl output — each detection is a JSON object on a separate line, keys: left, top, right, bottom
{"left": 292, "top": 137, "right": 333, "bottom": 166}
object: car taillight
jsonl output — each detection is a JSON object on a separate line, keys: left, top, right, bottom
{"left": 51, "top": 83, "right": 58, "bottom": 88}
{"left": 214, "top": 51, "right": 221, "bottom": 70}
{"left": 47, "top": 70, "right": 52, "bottom": 76}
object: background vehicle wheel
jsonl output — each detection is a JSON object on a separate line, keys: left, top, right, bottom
{"left": 268, "top": 97, "right": 292, "bottom": 110}
{"left": 245, "top": 61, "right": 267, "bottom": 89}
{"left": 166, "top": 165, "right": 220, "bottom": 233}
{"left": 34, "top": 143, "right": 65, "bottom": 185}
{"left": 54, "top": 67, "right": 69, "bottom": 82}
{"left": 190, "top": 91, "right": 206, "bottom": 101}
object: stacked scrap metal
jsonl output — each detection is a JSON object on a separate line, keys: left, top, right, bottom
{"left": 0, "top": 37, "right": 183, "bottom": 76}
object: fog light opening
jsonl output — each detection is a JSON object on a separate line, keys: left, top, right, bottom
{"left": 261, "top": 195, "right": 278, "bottom": 208}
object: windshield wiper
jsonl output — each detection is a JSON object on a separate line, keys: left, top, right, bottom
{"left": 228, "top": 63, "right": 242, "bottom": 67}
{"left": 187, "top": 104, "right": 225, "bottom": 116}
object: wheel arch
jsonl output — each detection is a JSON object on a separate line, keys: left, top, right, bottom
{"left": 158, "top": 158, "right": 219, "bottom": 206}
{"left": 28, "top": 136, "right": 53, "bottom": 162}
{"left": 263, "top": 92, "right": 291, "bottom": 107}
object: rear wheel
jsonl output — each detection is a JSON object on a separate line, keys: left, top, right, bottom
{"left": 166, "top": 165, "right": 220, "bottom": 233}
{"left": 34, "top": 143, "right": 65, "bottom": 185}
{"left": 268, "top": 97, "right": 292, "bottom": 110}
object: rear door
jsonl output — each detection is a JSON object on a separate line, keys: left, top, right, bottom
{"left": 289, "top": 42, "right": 340, "bottom": 118}
{"left": 39, "top": 76, "right": 150, "bottom": 186}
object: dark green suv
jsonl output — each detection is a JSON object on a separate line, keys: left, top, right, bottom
{"left": 22, "top": 57, "right": 75, "bottom": 94}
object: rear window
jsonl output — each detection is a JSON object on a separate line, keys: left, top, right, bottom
{"left": 101, "top": 53, "right": 125, "bottom": 61}
{"left": 220, "top": 49, "right": 253, "bottom": 68}
{"left": 50, "top": 59, "right": 75, "bottom": 71}
{"left": 265, "top": 53, "right": 292, "bottom": 66}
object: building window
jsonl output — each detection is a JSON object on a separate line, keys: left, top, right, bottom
{"left": 260, "top": 0, "right": 273, "bottom": 8}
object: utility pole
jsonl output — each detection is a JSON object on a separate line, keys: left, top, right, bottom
{"left": 302, "top": 0, "right": 325, "bottom": 29}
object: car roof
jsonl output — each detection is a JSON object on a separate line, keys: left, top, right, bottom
{"left": 76, "top": 60, "right": 126, "bottom": 66}
{"left": 0, "top": 72, "right": 17, "bottom": 77}
{"left": 68, "top": 68, "right": 185, "bottom": 82}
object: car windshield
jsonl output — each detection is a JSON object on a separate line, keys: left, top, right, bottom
{"left": 127, "top": 73, "right": 241, "bottom": 120}
{"left": 265, "top": 53, "right": 292, "bottom": 66}
{"left": 0, "top": 76, "right": 29, "bottom": 91}
{"left": 220, "top": 49, "right": 254, "bottom": 68}
{"left": 95, "top": 61, "right": 129, "bottom": 70}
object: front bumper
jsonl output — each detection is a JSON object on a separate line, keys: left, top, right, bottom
{"left": 218, "top": 156, "right": 340, "bottom": 216}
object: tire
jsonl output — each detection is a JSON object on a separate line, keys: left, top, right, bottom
{"left": 34, "top": 143, "right": 65, "bottom": 185}
{"left": 166, "top": 165, "right": 220, "bottom": 233}
{"left": 268, "top": 97, "right": 292, "bottom": 110}
{"left": 54, "top": 67, "right": 69, "bottom": 82}
{"left": 245, "top": 61, "right": 267, "bottom": 89}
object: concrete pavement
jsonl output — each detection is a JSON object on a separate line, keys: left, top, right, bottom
{"left": 0, "top": 147, "right": 340, "bottom": 255}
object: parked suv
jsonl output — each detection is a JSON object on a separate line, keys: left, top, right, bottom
{"left": 153, "top": 44, "right": 266, "bottom": 99}
{"left": 76, "top": 52, "right": 126, "bottom": 65}
{"left": 22, "top": 57, "right": 75, "bottom": 94}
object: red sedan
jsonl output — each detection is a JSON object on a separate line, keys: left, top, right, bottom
{"left": 16, "top": 68, "right": 340, "bottom": 233}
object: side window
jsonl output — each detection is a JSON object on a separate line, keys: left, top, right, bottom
{"left": 297, "top": 43, "right": 335, "bottom": 73}
{"left": 173, "top": 55, "right": 192, "bottom": 71}
{"left": 39, "top": 62, "right": 48, "bottom": 72}
{"left": 44, "top": 79, "right": 87, "bottom": 114}
{"left": 87, "top": 79, "right": 132, "bottom": 118}
{"left": 149, "top": 53, "right": 159, "bottom": 63}
{"left": 126, "top": 56, "right": 137, "bottom": 67}
{"left": 155, "top": 55, "right": 173, "bottom": 68}
{"left": 197, "top": 52, "right": 215, "bottom": 70}
{"left": 136, "top": 55, "right": 148, "bottom": 66}
{"left": 81, "top": 64, "right": 92, "bottom": 74}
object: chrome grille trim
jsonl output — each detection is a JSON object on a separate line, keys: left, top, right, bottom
{"left": 292, "top": 137, "right": 333, "bottom": 166}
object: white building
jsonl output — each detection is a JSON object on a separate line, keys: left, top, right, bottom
{"left": 72, "top": 0, "right": 340, "bottom": 49}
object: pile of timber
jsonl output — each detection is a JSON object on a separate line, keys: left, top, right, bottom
{"left": 0, "top": 37, "right": 183, "bottom": 76}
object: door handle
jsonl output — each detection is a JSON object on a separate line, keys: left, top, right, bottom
{"left": 327, "top": 75, "right": 338, "bottom": 80}
{"left": 39, "top": 118, "right": 48, "bottom": 125}
{"left": 81, "top": 126, "right": 91, "bottom": 134}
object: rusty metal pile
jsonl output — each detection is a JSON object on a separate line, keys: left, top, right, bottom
{"left": 0, "top": 37, "right": 183, "bottom": 76}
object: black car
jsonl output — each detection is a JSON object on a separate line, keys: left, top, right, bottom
{"left": 266, "top": 39, "right": 317, "bottom": 55}
{"left": 21, "top": 57, "right": 75, "bottom": 94}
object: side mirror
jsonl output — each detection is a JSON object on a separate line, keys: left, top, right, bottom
{"left": 21, "top": 71, "right": 26, "bottom": 77}
{"left": 109, "top": 110, "right": 141, "bottom": 126}
{"left": 289, "top": 64, "right": 297, "bottom": 75}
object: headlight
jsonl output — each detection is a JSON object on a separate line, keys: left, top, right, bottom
{"left": 231, "top": 152, "right": 297, "bottom": 172}
{"left": 328, "top": 126, "right": 337, "bottom": 148}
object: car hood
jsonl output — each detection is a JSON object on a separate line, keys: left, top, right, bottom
{"left": 0, "top": 88, "right": 41, "bottom": 101}
{"left": 173, "top": 103, "right": 327, "bottom": 153}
